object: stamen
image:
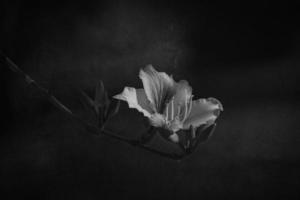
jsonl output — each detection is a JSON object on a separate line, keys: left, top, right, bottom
{"left": 182, "top": 94, "right": 193, "bottom": 122}
{"left": 183, "top": 92, "right": 188, "bottom": 121}
{"left": 165, "top": 102, "right": 169, "bottom": 120}
{"left": 187, "top": 95, "right": 193, "bottom": 116}
{"left": 171, "top": 98, "right": 174, "bottom": 120}
{"left": 176, "top": 105, "right": 182, "bottom": 122}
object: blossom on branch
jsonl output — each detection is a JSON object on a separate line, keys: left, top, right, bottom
{"left": 114, "top": 65, "right": 223, "bottom": 143}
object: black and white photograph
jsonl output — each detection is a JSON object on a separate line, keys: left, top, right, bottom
{"left": 1, "top": 0, "right": 299, "bottom": 199}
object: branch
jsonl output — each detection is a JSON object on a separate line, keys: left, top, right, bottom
{"left": 0, "top": 51, "right": 184, "bottom": 161}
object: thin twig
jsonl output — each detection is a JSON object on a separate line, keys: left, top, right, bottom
{"left": 0, "top": 51, "right": 184, "bottom": 161}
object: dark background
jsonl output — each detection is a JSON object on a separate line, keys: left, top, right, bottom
{"left": 1, "top": 0, "right": 300, "bottom": 199}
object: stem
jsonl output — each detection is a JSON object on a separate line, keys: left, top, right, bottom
{"left": 1, "top": 51, "right": 185, "bottom": 161}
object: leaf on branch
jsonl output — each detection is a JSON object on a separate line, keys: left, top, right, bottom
{"left": 80, "top": 80, "right": 118, "bottom": 130}
{"left": 191, "top": 123, "right": 216, "bottom": 152}
{"left": 80, "top": 90, "right": 95, "bottom": 110}
{"left": 95, "top": 80, "right": 108, "bottom": 108}
{"left": 105, "top": 99, "right": 120, "bottom": 120}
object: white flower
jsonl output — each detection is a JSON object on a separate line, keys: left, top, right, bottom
{"left": 113, "top": 65, "right": 223, "bottom": 143}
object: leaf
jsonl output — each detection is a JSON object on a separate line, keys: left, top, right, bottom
{"left": 195, "top": 123, "right": 216, "bottom": 144}
{"left": 186, "top": 126, "right": 196, "bottom": 150}
{"left": 94, "top": 80, "right": 106, "bottom": 108}
{"left": 97, "top": 106, "right": 105, "bottom": 127}
{"left": 79, "top": 90, "right": 95, "bottom": 110}
{"left": 103, "top": 90, "right": 111, "bottom": 117}
{"left": 94, "top": 81, "right": 111, "bottom": 118}
{"left": 175, "top": 126, "right": 195, "bottom": 154}
{"left": 186, "top": 125, "right": 196, "bottom": 141}
{"left": 105, "top": 99, "right": 120, "bottom": 120}
{"left": 185, "top": 123, "right": 216, "bottom": 154}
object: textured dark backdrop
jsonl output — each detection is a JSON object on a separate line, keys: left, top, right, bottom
{"left": 1, "top": 0, "right": 300, "bottom": 199}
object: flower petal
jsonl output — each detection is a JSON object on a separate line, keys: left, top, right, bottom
{"left": 183, "top": 97, "right": 223, "bottom": 129}
{"left": 113, "top": 87, "right": 153, "bottom": 118}
{"left": 139, "top": 65, "right": 176, "bottom": 113}
{"left": 136, "top": 88, "right": 155, "bottom": 113}
{"left": 164, "top": 80, "right": 192, "bottom": 121}
{"left": 149, "top": 113, "right": 166, "bottom": 127}
{"left": 174, "top": 80, "right": 192, "bottom": 106}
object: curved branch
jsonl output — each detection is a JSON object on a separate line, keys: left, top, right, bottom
{"left": 0, "top": 51, "right": 185, "bottom": 161}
